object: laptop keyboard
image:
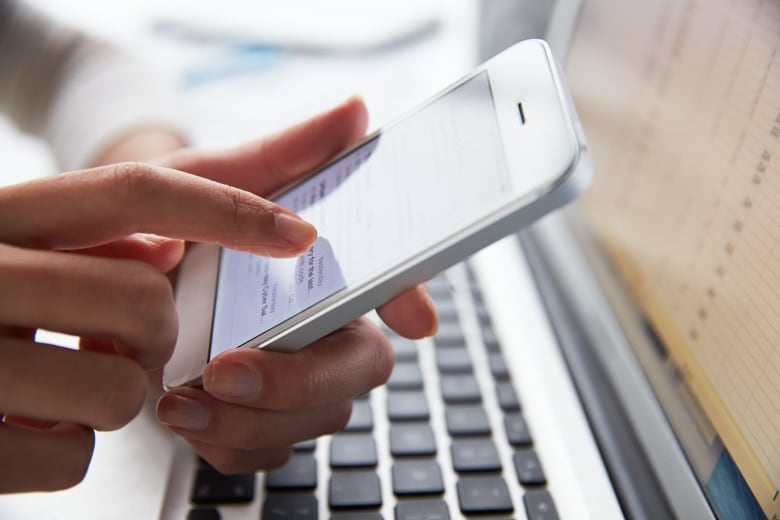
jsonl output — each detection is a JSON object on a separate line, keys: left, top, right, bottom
{"left": 186, "top": 265, "right": 559, "bottom": 520}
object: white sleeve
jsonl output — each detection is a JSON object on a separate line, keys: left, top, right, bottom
{"left": 0, "top": 0, "right": 187, "bottom": 170}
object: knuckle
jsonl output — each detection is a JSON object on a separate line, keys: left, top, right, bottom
{"left": 108, "top": 162, "right": 159, "bottom": 202}
{"left": 368, "top": 329, "right": 395, "bottom": 386}
{"left": 286, "top": 321, "right": 395, "bottom": 409}
{"left": 217, "top": 187, "right": 273, "bottom": 248}
{"left": 222, "top": 187, "right": 259, "bottom": 224}
{"left": 260, "top": 357, "right": 315, "bottom": 411}
{"left": 342, "top": 320, "right": 395, "bottom": 387}
{"left": 257, "top": 138, "right": 290, "bottom": 185}
{"left": 126, "top": 266, "right": 178, "bottom": 358}
{"left": 237, "top": 416, "right": 274, "bottom": 450}
{"left": 95, "top": 357, "right": 147, "bottom": 430}
{"left": 292, "top": 371, "right": 320, "bottom": 411}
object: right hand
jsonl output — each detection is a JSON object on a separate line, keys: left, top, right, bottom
{"left": 0, "top": 162, "right": 316, "bottom": 493}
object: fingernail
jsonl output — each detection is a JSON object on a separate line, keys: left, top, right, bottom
{"left": 274, "top": 213, "right": 317, "bottom": 247}
{"left": 157, "top": 393, "right": 209, "bottom": 432}
{"left": 204, "top": 360, "right": 259, "bottom": 400}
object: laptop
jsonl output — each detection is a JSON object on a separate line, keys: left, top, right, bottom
{"left": 2, "top": 0, "right": 778, "bottom": 518}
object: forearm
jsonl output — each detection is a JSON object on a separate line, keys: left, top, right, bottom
{"left": 0, "top": 1, "right": 187, "bottom": 170}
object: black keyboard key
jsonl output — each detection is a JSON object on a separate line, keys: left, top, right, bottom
{"left": 265, "top": 453, "right": 317, "bottom": 490}
{"left": 480, "top": 327, "right": 500, "bottom": 351}
{"left": 329, "top": 471, "right": 382, "bottom": 509}
{"left": 435, "top": 298, "right": 458, "bottom": 323}
{"left": 496, "top": 381, "right": 521, "bottom": 411}
{"left": 389, "top": 423, "right": 437, "bottom": 456}
{"left": 330, "top": 434, "right": 377, "bottom": 468}
{"left": 440, "top": 375, "right": 481, "bottom": 404}
{"left": 191, "top": 467, "right": 255, "bottom": 504}
{"left": 344, "top": 399, "right": 374, "bottom": 432}
{"left": 387, "top": 391, "right": 430, "bottom": 421}
{"left": 435, "top": 348, "right": 473, "bottom": 374}
{"left": 513, "top": 448, "right": 546, "bottom": 486}
{"left": 426, "top": 276, "right": 451, "bottom": 298}
{"left": 187, "top": 508, "right": 220, "bottom": 520}
{"left": 392, "top": 459, "right": 444, "bottom": 495}
{"left": 488, "top": 352, "right": 510, "bottom": 380}
{"left": 504, "top": 414, "right": 533, "bottom": 446}
{"left": 263, "top": 493, "right": 317, "bottom": 520}
{"left": 331, "top": 514, "right": 382, "bottom": 520}
{"left": 445, "top": 405, "right": 491, "bottom": 436}
{"left": 395, "top": 499, "right": 450, "bottom": 520}
{"left": 450, "top": 439, "right": 501, "bottom": 472}
{"left": 387, "top": 362, "right": 424, "bottom": 390}
{"left": 474, "top": 304, "right": 492, "bottom": 328}
{"left": 524, "top": 489, "right": 559, "bottom": 520}
{"left": 456, "top": 475, "right": 513, "bottom": 514}
{"left": 432, "top": 322, "right": 466, "bottom": 348}
{"left": 466, "top": 273, "right": 481, "bottom": 292}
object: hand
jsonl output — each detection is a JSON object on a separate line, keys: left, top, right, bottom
{"left": 155, "top": 97, "right": 438, "bottom": 472}
{"left": 158, "top": 317, "right": 394, "bottom": 471}
{"left": 160, "top": 96, "right": 437, "bottom": 338}
{"left": 0, "top": 162, "right": 318, "bottom": 493}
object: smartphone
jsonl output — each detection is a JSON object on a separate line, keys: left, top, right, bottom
{"left": 164, "top": 39, "right": 590, "bottom": 388}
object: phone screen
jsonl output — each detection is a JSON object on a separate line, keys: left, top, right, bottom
{"left": 210, "top": 71, "right": 512, "bottom": 358}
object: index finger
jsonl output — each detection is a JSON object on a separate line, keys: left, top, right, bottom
{"left": 0, "top": 163, "right": 317, "bottom": 256}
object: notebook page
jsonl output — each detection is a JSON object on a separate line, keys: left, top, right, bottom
{"left": 567, "top": 0, "right": 780, "bottom": 516}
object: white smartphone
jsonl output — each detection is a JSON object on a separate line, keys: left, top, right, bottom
{"left": 164, "top": 39, "right": 590, "bottom": 388}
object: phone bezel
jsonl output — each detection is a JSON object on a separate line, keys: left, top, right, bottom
{"left": 164, "top": 39, "right": 589, "bottom": 388}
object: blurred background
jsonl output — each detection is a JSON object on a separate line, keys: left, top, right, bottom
{"left": 1, "top": 0, "right": 489, "bottom": 184}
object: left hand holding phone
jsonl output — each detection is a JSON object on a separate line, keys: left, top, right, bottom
{"left": 155, "top": 96, "right": 438, "bottom": 472}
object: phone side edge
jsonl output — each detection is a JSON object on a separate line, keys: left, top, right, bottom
{"left": 163, "top": 243, "right": 220, "bottom": 389}
{"left": 262, "top": 144, "right": 590, "bottom": 353}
